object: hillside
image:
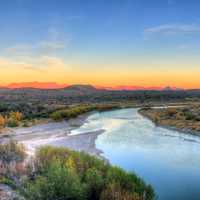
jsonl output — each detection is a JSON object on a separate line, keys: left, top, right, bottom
{"left": 0, "top": 85, "right": 200, "bottom": 105}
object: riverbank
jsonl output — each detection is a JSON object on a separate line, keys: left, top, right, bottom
{"left": 0, "top": 142, "right": 155, "bottom": 200}
{"left": 139, "top": 107, "right": 200, "bottom": 136}
{"left": 0, "top": 112, "right": 105, "bottom": 200}
{"left": 0, "top": 112, "right": 106, "bottom": 159}
{"left": 0, "top": 108, "right": 156, "bottom": 200}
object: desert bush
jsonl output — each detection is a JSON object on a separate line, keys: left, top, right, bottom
{"left": 0, "top": 141, "right": 26, "bottom": 164}
{"left": 184, "top": 112, "right": 196, "bottom": 121}
{"left": 6, "top": 111, "right": 23, "bottom": 127}
{"left": 22, "top": 146, "right": 155, "bottom": 200}
{"left": 7, "top": 119, "right": 19, "bottom": 127}
{"left": 0, "top": 114, "right": 6, "bottom": 128}
{"left": 9, "top": 111, "right": 23, "bottom": 121}
{"left": 0, "top": 141, "right": 27, "bottom": 180}
{"left": 24, "top": 161, "right": 86, "bottom": 200}
{"left": 50, "top": 104, "right": 120, "bottom": 121}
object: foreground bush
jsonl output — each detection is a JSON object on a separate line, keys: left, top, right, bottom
{"left": 0, "top": 141, "right": 26, "bottom": 164}
{"left": 0, "top": 141, "right": 27, "bottom": 180}
{"left": 22, "top": 146, "right": 155, "bottom": 200}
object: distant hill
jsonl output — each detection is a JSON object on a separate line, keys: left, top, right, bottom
{"left": 98, "top": 85, "right": 184, "bottom": 91}
{"left": 163, "top": 86, "right": 183, "bottom": 91}
{"left": 61, "top": 84, "right": 106, "bottom": 96}
{"left": 0, "top": 84, "right": 106, "bottom": 98}
{"left": 65, "top": 84, "right": 99, "bottom": 91}
{"left": 0, "top": 84, "right": 199, "bottom": 105}
{"left": 101, "top": 85, "right": 162, "bottom": 91}
{"left": 1, "top": 82, "right": 68, "bottom": 89}
{"left": 0, "top": 82, "right": 185, "bottom": 91}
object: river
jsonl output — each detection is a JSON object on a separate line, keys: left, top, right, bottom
{"left": 70, "top": 108, "right": 200, "bottom": 200}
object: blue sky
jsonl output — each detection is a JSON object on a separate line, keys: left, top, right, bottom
{"left": 0, "top": 0, "right": 200, "bottom": 88}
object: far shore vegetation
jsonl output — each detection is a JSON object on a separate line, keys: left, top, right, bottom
{"left": 139, "top": 104, "right": 200, "bottom": 133}
{"left": 1, "top": 85, "right": 199, "bottom": 132}
{"left": 0, "top": 141, "right": 155, "bottom": 200}
{"left": 0, "top": 85, "right": 199, "bottom": 132}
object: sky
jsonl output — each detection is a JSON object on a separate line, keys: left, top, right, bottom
{"left": 0, "top": 0, "right": 200, "bottom": 89}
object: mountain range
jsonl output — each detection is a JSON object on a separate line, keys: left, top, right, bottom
{"left": 0, "top": 82, "right": 183, "bottom": 91}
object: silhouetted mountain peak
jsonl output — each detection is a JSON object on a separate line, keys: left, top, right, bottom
{"left": 65, "top": 84, "right": 98, "bottom": 91}
{"left": 163, "top": 86, "right": 184, "bottom": 91}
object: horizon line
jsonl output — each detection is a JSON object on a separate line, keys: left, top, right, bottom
{"left": 0, "top": 81, "right": 198, "bottom": 91}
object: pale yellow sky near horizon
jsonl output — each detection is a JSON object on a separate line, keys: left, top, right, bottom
{"left": 1, "top": 0, "right": 200, "bottom": 90}
{"left": 0, "top": 56, "right": 200, "bottom": 89}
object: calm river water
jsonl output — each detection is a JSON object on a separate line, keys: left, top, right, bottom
{"left": 71, "top": 108, "right": 200, "bottom": 200}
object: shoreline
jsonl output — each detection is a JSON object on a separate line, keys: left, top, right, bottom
{"left": 0, "top": 112, "right": 107, "bottom": 199}
{"left": 0, "top": 111, "right": 107, "bottom": 160}
{"left": 2, "top": 106, "right": 200, "bottom": 161}
{"left": 139, "top": 109, "right": 200, "bottom": 136}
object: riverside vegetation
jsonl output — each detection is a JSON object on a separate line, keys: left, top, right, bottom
{"left": 1, "top": 85, "right": 200, "bottom": 130}
{"left": 1, "top": 85, "right": 199, "bottom": 131}
{"left": 1, "top": 86, "right": 199, "bottom": 199}
{"left": 0, "top": 103, "right": 123, "bottom": 132}
{"left": 0, "top": 141, "right": 155, "bottom": 200}
{"left": 139, "top": 104, "right": 200, "bottom": 134}
{"left": 50, "top": 104, "right": 121, "bottom": 121}
{"left": 0, "top": 111, "right": 23, "bottom": 130}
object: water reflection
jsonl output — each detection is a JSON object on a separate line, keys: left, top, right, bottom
{"left": 73, "top": 108, "right": 200, "bottom": 200}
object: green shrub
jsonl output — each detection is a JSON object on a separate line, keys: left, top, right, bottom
{"left": 184, "top": 112, "right": 196, "bottom": 120}
{"left": 50, "top": 104, "right": 120, "bottom": 121}
{"left": 50, "top": 111, "right": 63, "bottom": 121}
{"left": 100, "top": 182, "right": 139, "bottom": 200}
{"left": 84, "top": 168, "right": 104, "bottom": 199}
{"left": 22, "top": 146, "right": 155, "bottom": 200}
{"left": 0, "top": 176, "right": 17, "bottom": 189}
{"left": 24, "top": 161, "right": 86, "bottom": 200}
{"left": 7, "top": 118, "right": 19, "bottom": 127}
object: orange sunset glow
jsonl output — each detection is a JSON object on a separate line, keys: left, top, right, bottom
{"left": 0, "top": 0, "right": 199, "bottom": 90}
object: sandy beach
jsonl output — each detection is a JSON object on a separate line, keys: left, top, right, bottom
{"left": 0, "top": 112, "right": 105, "bottom": 158}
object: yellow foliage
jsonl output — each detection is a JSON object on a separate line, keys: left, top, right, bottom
{"left": 9, "top": 111, "right": 23, "bottom": 121}
{"left": 0, "top": 115, "right": 6, "bottom": 128}
{"left": 65, "top": 156, "right": 76, "bottom": 172}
